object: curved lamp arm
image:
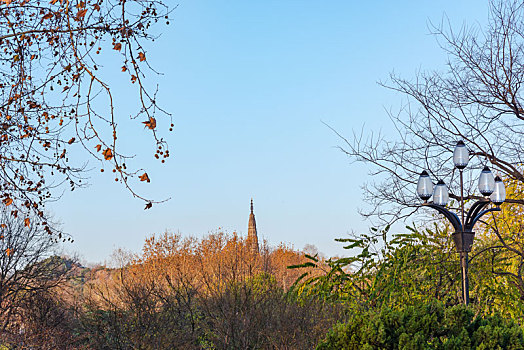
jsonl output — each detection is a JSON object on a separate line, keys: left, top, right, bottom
{"left": 466, "top": 207, "right": 501, "bottom": 231}
{"left": 465, "top": 200, "right": 490, "bottom": 228}
{"left": 422, "top": 203, "right": 462, "bottom": 232}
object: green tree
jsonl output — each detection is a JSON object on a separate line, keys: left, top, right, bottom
{"left": 291, "top": 221, "right": 524, "bottom": 322}
{"left": 291, "top": 226, "right": 463, "bottom": 310}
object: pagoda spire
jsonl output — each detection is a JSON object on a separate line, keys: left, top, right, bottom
{"left": 247, "top": 198, "right": 259, "bottom": 253}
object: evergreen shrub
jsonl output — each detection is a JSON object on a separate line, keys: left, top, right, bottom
{"left": 317, "top": 301, "right": 524, "bottom": 350}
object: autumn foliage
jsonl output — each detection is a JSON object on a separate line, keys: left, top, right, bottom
{"left": 77, "top": 231, "right": 338, "bottom": 349}
{"left": 130, "top": 231, "right": 309, "bottom": 292}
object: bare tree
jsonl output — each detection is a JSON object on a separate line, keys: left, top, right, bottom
{"left": 339, "top": 0, "right": 524, "bottom": 225}
{"left": 0, "top": 208, "right": 62, "bottom": 337}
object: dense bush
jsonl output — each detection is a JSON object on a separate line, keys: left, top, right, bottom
{"left": 77, "top": 273, "right": 339, "bottom": 349}
{"left": 317, "top": 301, "right": 524, "bottom": 350}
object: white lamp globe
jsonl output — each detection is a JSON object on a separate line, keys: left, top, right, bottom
{"left": 490, "top": 176, "right": 506, "bottom": 205}
{"left": 478, "top": 166, "right": 495, "bottom": 196}
{"left": 417, "top": 170, "right": 433, "bottom": 201}
{"left": 433, "top": 180, "right": 449, "bottom": 206}
{"left": 453, "top": 141, "right": 469, "bottom": 169}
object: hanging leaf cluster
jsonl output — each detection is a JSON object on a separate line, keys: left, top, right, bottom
{"left": 0, "top": 0, "right": 173, "bottom": 231}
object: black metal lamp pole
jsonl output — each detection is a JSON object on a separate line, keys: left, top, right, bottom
{"left": 416, "top": 141, "right": 506, "bottom": 306}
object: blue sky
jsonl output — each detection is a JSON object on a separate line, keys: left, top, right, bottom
{"left": 51, "top": 1, "right": 490, "bottom": 263}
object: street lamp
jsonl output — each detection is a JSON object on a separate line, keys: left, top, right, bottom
{"left": 416, "top": 141, "right": 506, "bottom": 305}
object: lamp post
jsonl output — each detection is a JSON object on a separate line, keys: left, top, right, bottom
{"left": 416, "top": 141, "right": 506, "bottom": 305}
